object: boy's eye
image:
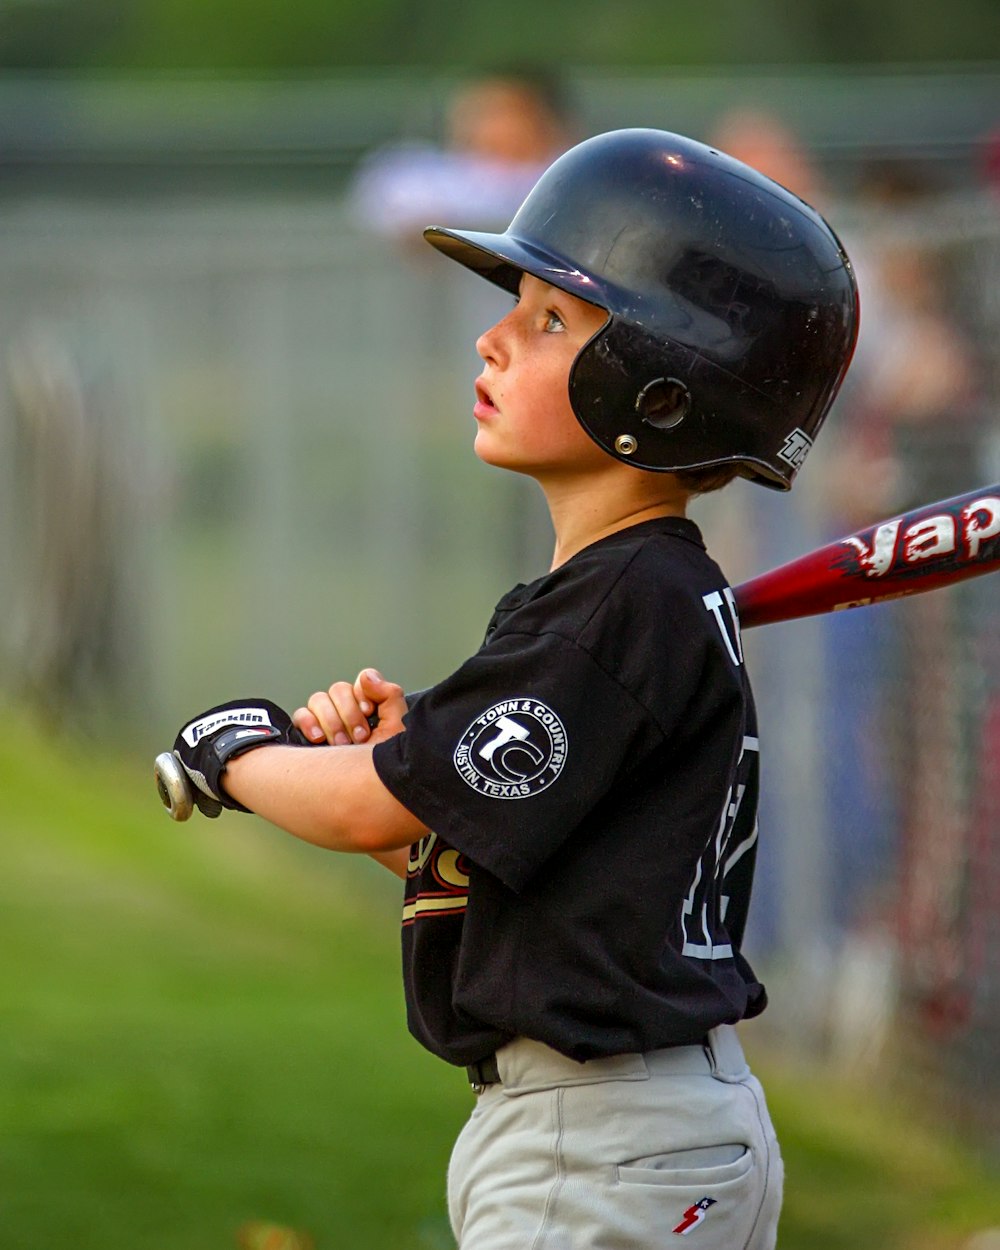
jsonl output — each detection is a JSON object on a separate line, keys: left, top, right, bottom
{"left": 543, "top": 310, "right": 565, "bottom": 333}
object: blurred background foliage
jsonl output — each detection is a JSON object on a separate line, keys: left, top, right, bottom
{"left": 1, "top": 0, "right": 1000, "bottom": 70}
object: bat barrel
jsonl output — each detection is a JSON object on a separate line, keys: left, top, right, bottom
{"left": 734, "top": 484, "right": 1000, "bottom": 629}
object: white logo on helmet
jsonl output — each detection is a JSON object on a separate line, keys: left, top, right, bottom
{"left": 454, "top": 699, "right": 568, "bottom": 799}
{"left": 777, "top": 427, "right": 813, "bottom": 470}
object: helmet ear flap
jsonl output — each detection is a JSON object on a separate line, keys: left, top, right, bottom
{"left": 570, "top": 318, "right": 784, "bottom": 484}
{"left": 569, "top": 320, "right": 700, "bottom": 471}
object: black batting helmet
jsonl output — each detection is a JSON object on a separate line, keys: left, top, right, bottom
{"left": 424, "top": 128, "right": 859, "bottom": 489}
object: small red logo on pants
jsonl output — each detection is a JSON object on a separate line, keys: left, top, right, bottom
{"left": 673, "top": 1197, "right": 717, "bottom": 1235}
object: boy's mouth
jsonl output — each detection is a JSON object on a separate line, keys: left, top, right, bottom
{"left": 474, "top": 378, "right": 499, "bottom": 418}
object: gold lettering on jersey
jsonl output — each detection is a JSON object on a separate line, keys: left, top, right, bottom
{"left": 402, "top": 894, "right": 469, "bottom": 923}
{"left": 403, "top": 833, "right": 471, "bottom": 926}
{"left": 436, "top": 849, "right": 470, "bottom": 889}
{"left": 408, "top": 832, "right": 438, "bottom": 875}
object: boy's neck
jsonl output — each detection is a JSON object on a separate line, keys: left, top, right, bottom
{"left": 542, "top": 472, "right": 693, "bottom": 571}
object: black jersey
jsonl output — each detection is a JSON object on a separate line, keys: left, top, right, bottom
{"left": 372, "top": 516, "right": 766, "bottom": 1067}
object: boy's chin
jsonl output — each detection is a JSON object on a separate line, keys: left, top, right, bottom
{"left": 474, "top": 434, "right": 521, "bottom": 472}
{"left": 474, "top": 440, "right": 541, "bottom": 478}
{"left": 473, "top": 425, "right": 615, "bottom": 479}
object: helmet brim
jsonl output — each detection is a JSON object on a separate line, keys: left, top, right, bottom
{"left": 423, "top": 225, "right": 611, "bottom": 311}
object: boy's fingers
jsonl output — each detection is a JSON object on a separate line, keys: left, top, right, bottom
{"left": 298, "top": 673, "right": 406, "bottom": 747}
{"left": 357, "top": 667, "right": 404, "bottom": 705}
{"left": 302, "top": 676, "right": 399, "bottom": 746}
{"left": 356, "top": 667, "right": 382, "bottom": 706}
{"left": 329, "top": 680, "right": 373, "bottom": 743}
{"left": 306, "top": 691, "right": 352, "bottom": 746}
{"left": 352, "top": 671, "right": 376, "bottom": 717}
{"left": 292, "top": 707, "right": 327, "bottom": 744}
{"left": 357, "top": 668, "right": 407, "bottom": 738}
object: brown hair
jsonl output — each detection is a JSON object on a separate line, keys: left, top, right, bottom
{"left": 672, "top": 463, "right": 743, "bottom": 497}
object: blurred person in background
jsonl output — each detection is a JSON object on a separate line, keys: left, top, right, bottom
{"left": 348, "top": 67, "right": 574, "bottom": 243}
{"left": 347, "top": 67, "right": 577, "bottom": 578}
{"left": 830, "top": 159, "right": 981, "bottom": 522}
{"left": 701, "top": 107, "right": 834, "bottom": 574}
{"left": 708, "top": 107, "right": 826, "bottom": 210}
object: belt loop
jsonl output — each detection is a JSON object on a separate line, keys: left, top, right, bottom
{"left": 466, "top": 1055, "right": 501, "bottom": 1093}
{"left": 704, "top": 1025, "right": 750, "bottom": 1083}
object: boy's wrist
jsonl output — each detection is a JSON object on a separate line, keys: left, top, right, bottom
{"left": 172, "top": 698, "right": 312, "bottom": 813}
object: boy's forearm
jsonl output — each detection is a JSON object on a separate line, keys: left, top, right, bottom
{"left": 368, "top": 848, "right": 411, "bottom": 879}
{"left": 223, "top": 744, "right": 427, "bottom": 855}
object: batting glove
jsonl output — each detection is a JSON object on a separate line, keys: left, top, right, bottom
{"left": 172, "top": 698, "right": 311, "bottom": 817}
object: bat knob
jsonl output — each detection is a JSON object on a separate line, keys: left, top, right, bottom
{"left": 154, "top": 751, "right": 195, "bottom": 822}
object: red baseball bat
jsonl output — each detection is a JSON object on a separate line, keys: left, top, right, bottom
{"left": 734, "top": 483, "right": 1000, "bottom": 629}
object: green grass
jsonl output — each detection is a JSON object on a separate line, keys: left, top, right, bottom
{"left": 760, "top": 1057, "right": 1000, "bottom": 1249}
{"left": 0, "top": 712, "right": 464, "bottom": 1250}
{"left": 1, "top": 708, "right": 998, "bottom": 1249}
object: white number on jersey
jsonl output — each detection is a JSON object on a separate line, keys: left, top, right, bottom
{"left": 681, "top": 735, "right": 759, "bottom": 960}
{"left": 702, "top": 587, "right": 744, "bottom": 667}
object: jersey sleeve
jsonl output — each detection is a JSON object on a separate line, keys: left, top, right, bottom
{"left": 372, "top": 630, "right": 662, "bottom": 893}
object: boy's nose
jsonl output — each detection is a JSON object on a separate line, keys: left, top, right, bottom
{"left": 475, "top": 326, "right": 496, "bottom": 363}
{"left": 476, "top": 316, "right": 508, "bottom": 365}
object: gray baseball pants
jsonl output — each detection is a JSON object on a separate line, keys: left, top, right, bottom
{"left": 447, "top": 1026, "right": 782, "bottom": 1249}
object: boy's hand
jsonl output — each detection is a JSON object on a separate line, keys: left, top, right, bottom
{"left": 172, "top": 697, "right": 311, "bottom": 815}
{"left": 294, "top": 669, "right": 407, "bottom": 747}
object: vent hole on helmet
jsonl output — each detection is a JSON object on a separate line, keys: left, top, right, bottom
{"left": 637, "top": 378, "right": 691, "bottom": 431}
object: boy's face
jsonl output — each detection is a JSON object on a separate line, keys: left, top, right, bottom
{"left": 473, "top": 274, "right": 609, "bottom": 480}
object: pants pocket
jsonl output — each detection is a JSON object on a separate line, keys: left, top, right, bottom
{"left": 612, "top": 1141, "right": 774, "bottom": 1248}
{"left": 617, "top": 1142, "right": 753, "bottom": 1188}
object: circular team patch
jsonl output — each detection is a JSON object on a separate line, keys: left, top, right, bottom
{"left": 454, "top": 698, "right": 568, "bottom": 800}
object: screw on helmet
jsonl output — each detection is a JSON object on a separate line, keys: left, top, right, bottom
{"left": 424, "top": 128, "right": 859, "bottom": 490}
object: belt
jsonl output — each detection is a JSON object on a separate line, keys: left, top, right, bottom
{"left": 465, "top": 1054, "right": 501, "bottom": 1093}
{"left": 463, "top": 1032, "right": 733, "bottom": 1095}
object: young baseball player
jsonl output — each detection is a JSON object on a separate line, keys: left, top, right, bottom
{"left": 170, "top": 129, "right": 858, "bottom": 1249}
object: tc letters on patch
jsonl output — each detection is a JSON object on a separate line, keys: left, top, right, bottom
{"left": 454, "top": 699, "right": 568, "bottom": 799}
